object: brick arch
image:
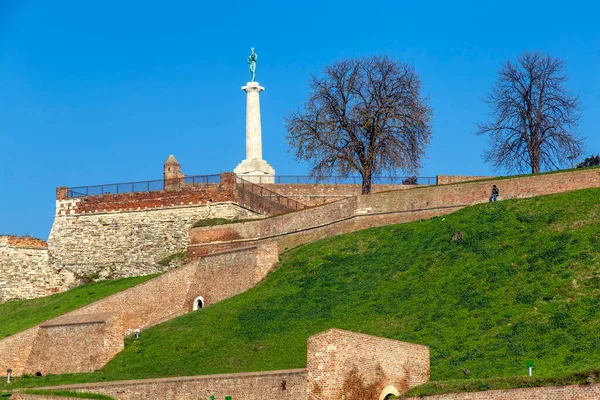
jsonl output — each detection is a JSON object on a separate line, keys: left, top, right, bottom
{"left": 193, "top": 296, "right": 204, "bottom": 311}
{"left": 379, "top": 385, "right": 400, "bottom": 400}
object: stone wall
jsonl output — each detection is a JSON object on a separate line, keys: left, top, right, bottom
{"left": 0, "top": 245, "right": 280, "bottom": 376}
{"left": 11, "top": 329, "right": 429, "bottom": 400}
{"left": 436, "top": 175, "right": 492, "bottom": 184}
{"left": 48, "top": 201, "right": 257, "bottom": 284}
{"left": 403, "top": 383, "right": 600, "bottom": 399}
{"left": 13, "top": 382, "right": 600, "bottom": 400}
{"left": 188, "top": 168, "right": 600, "bottom": 259}
{"left": 307, "top": 329, "right": 429, "bottom": 400}
{"left": 0, "top": 236, "right": 51, "bottom": 302}
{"left": 14, "top": 369, "right": 308, "bottom": 400}
{"left": 261, "top": 183, "right": 415, "bottom": 206}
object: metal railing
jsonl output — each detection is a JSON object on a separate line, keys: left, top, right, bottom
{"left": 236, "top": 177, "right": 307, "bottom": 214}
{"left": 236, "top": 175, "right": 437, "bottom": 185}
{"left": 67, "top": 174, "right": 221, "bottom": 198}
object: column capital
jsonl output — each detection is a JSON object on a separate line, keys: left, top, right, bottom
{"left": 241, "top": 82, "right": 264, "bottom": 92}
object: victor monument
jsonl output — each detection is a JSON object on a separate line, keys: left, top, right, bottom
{"left": 234, "top": 47, "right": 275, "bottom": 183}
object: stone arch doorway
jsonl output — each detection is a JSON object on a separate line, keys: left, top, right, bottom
{"left": 378, "top": 386, "right": 400, "bottom": 400}
{"left": 193, "top": 296, "right": 204, "bottom": 311}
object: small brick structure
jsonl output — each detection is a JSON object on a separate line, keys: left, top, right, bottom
{"left": 306, "top": 329, "right": 429, "bottom": 400}
{"left": 0, "top": 236, "right": 51, "bottom": 302}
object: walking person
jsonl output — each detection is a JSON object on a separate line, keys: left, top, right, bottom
{"left": 489, "top": 185, "right": 499, "bottom": 202}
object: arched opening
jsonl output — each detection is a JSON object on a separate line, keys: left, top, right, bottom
{"left": 193, "top": 296, "right": 204, "bottom": 311}
{"left": 378, "top": 386, "right": 400, "bottom": 400}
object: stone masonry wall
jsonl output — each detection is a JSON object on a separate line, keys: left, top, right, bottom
{"left": 188, "top": 168, "right": 600, "bottom": 260}
{"left": 0, "top": 245, "right": 280, "bottom": 376}
{"left": 436, "top": 175, "right": 491, "bottom": 184}
{"left": 12, "top": 382, "right": 600, "bottom": 400}
{"left": 0, "top": 236, "right": 51, "bottom": 302}
{"left": 48, "top": 202, "right": 258, "bottom": 288}
{"left": 403, "top": 383, "right": 600, "bottom": 399}
{"left": 14, "top": 369, "right": 308, "bottom": 400}
{"left": 261, "top": 183, "right": 416, "bottom": 206}
{"left": 306, "top": 329, "right": 429, "bottom": 400}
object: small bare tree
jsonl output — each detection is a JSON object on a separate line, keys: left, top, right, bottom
{"left": 286, "top": 55, "right": 433, "bottom": 194}
{"left": 476, "top": 51, "right": 584, "bottom": 174}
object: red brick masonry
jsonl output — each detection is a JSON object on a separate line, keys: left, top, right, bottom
{"left": 12, "top": 329, "right": 429, "bottom": 400}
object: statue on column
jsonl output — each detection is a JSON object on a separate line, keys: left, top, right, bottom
{"left": 248, "top": 47, "right": 258, "bottom": 82}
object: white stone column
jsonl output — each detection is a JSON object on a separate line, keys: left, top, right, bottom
{"left": 234, "top": 81, "right": 275, "bottom": 183}
{"left": 243, "top": 82, "right": 264, "bottom": 160}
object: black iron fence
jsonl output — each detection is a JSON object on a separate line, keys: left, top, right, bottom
{"left": 237, "top": 175, "right": 437, "bottom": 185}
{"left": 67, "top": 174, "right": 221, "bottom": 198}
{"left": 236, "top": 177, "right": 307, "bottom": 214}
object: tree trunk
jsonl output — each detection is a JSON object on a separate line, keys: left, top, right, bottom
{"left": 361, "top": 173, "right": 372, "bottom": 194}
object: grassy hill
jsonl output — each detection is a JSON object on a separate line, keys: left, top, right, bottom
{"left": 4, "top": 188, "right": 600, "bottom": 389}
{"left": 0, "top": 275, "right": 157, "bottom": 339}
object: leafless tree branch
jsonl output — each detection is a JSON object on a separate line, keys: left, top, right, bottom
{"left": 286, "top": 55, "right": 433, "bottom": 194}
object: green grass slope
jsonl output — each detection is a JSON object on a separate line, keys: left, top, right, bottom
{"left": 5, "top": 188, "right": 600, "bottom": 389}
{"left": 0, "top": 275, "right": 158, "bottom": 338}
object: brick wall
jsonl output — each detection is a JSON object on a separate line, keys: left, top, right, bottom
{"left": 0, "top": 245, "right": 280, "bottom": 376}
{"left": 403, "top": 383, "right": 600, "bottom": 399}
{"left": 11, "top": 329, "right": 430, "bottom": 400}
{"left": 188, "top": 169, "right": 600, "bottom": 260}
{"left": 436, "top": 175, "right": 491, "bottom": 184}
{"left": 26, "top": 313, "right": 124, "bottom": 375}
{"left": 0, "top": 236, "right": 51, "bottom": 302}
{"left": 306, "top": 329, "right": 429, "bottom": 400}
{"left": 15, "top": 369, "right": 308, "bottom": 400}
{"left": 260, "top": 183, "right": 415, "bottom": 206}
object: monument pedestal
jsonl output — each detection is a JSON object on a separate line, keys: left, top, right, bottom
{"left": 234, "top": 81, "right": 275, "bottom": 184}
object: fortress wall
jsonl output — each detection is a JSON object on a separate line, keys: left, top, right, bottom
{"left": 0, "top": 327, "right": 39, "bottom": 376}
{"left": 188, "top": 168, "right": 600, "bottom": 258}
{"left": 0, "top": 237, "right": 51, "bottom": 302}
{"left": 306, "top": 329, "right": 429, "bottom": 399}
{"left": 47, "top": 202, "right": 258, "bottom": 287}
{"left": 13, "top": 369, "right": 308, "bottom": 400}
{"left": 0, "top": 245, "right": 279, "bottom": 376}
{"left": 26, "top": 314, "right": 124, "bottom": 375}
{"left": 436, "top": 174, "right": 492, "bottom": 184}
{"left": 402, "top": 383, "right": 600, "bottom": 399}
{"left": 260, "top": 183, "right": 415, "bottom": 206}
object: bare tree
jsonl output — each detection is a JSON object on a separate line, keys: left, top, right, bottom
{"left": 476, "top": 51, "right": 584, "bottom": 174}
{"left": 285, "top": 55, "right": 433, "bottom": 194}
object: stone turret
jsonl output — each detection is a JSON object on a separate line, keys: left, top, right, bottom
{"left": 164, "top": 155, "right": 184, "bottom": 191}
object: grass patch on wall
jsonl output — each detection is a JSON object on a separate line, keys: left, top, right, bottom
{"left": 0, "top": 275, "right": 158, "bottom": 339}
{"left": 192, "top": 217, "right": 263, "bottom": 228}
{"left": 4, "top": 187, "right": 600, "bottom": 389}
{"left": 156, "top": 252, "right": 186, "bottom": 267}
{"left": 402, "top": 368, "right": 600, "bottom": 397}
{"left": 21, "top": 389, "right": 115, "bottom": 399}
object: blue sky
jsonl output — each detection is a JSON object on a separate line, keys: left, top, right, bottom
{"left": 1, "top": 0, "right": 599, "bottom": 239}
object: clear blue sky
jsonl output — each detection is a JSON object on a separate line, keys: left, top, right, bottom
{"left": 1, "top": 0, "right": 599, "bottom": 239}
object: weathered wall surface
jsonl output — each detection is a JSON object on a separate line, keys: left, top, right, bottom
{"left": 436, "top": 175, "right": 492, "bottom": 184}
{"left": 307, "top": 329, "right": 429, "bottom": 400}
{"left": 0, "top": 245, "right": 279, "bottom": 376}
{"left": 27, "top": 313, "right": 124, "bottom": 375}
{"left": 403, "top": 383, "right": 600, "bottom": 399}
{"left": 188, "top": 168, "right": 600, "bottom": 259}
{"left": 13, "top": 382, "right": 600, "bottom": 400}
{"left": 15, "top": 369, "right": 308, "bottom": 400}
{"left": 0, "top": 236, "right": 51, "bottom": 302}
{"left": 261, "top": 183, "right": 415, "bottom": 206}
{"left": 48, "top": 202, "right": 258, "bottom": 286}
